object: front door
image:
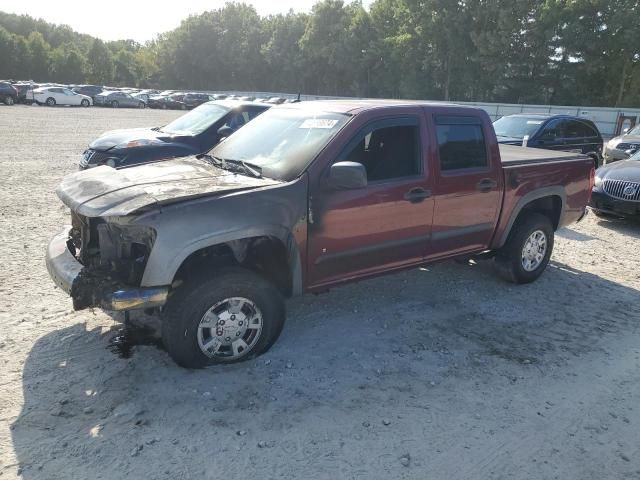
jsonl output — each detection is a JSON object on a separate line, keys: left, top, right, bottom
{"left": 307, "top": 114, "right": 434, "bottom": 288}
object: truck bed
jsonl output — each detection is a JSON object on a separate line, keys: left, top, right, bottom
{"left": 499, "top": 144, "right": 587, "bottom": 166}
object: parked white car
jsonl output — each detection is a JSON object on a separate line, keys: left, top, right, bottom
{"left": 33, "top": 87, "right": 92, "bottom": 107}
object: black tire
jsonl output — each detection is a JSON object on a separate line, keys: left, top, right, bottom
{"left": 494, "top": 212, "right": 554, "bottom": 284}
{"left": 111, "top": 100, "right": 119, "bottom": 108}
{"left": 46, "top": 97, "right": 56, "bottom": 107}
{"left": 161, "top": 267, "right": 285, "bottom": 368}
{"left": 139, "top": 102, "right": 145, "bottom": 109}
{"left": 81, "top": 99, "right": 90, "bottom": 107}
{"left": 4, "top": 96, "right": 15, "bottom": 106}
{"left": 162, "top": 103, "right": 167, "bottom": 110}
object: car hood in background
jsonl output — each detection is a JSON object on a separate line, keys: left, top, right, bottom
{"left": 56, "top": 156, "right": 282, "bottom": 217}
{"left": 496, "top": 135, "right": 526, "bottom": 146}
{"left": 597, "top": 159, "right": 640, "bottom": 182}
{"left": 88, "top": 128, "right": 192, "bottom": 151}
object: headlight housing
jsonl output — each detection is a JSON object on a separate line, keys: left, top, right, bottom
{"left": 594, "top": 174, "right": 603, "bottom": 189}
{"left": 116, "top": 138, "right": 162, "bottom": 149}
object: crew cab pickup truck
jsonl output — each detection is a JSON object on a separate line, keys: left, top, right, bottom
{"left": 46, "top": 100, "right": 594, "bottom": 368}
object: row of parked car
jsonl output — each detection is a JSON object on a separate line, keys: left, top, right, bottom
{"left": 0, "top": 80, "right": 299, "bottom": 109}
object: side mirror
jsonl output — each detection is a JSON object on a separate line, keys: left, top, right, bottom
{"left": 328, "top": 162, "right": 368, "bottom": 190}
{"left": 217, "top": 126, "right": 234, "bottom": 139}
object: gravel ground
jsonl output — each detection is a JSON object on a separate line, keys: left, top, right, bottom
{"left": 0, "top": 105, "right": 639, "bottom": 480}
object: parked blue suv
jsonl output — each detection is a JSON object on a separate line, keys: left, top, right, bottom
{"left": 494, "top": 114, "right": 603, "bottom": 168}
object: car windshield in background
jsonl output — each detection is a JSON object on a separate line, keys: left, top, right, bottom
{"left": 627, "top": 124, "right": 640, "bottom": 136}
{"left": 161, "top": 103, "right": 230, "bottom": 135}
{"left": 493, "top": 116, "right": 545, "bottom": 139}
{"left": 211, "top": 109, "right": 349, "bottom": 181}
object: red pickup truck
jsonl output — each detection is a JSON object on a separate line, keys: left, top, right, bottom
{"left": 46, "top": 100, "right": 594, "bottom": 367}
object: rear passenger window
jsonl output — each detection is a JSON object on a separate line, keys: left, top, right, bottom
{"left": 343, "top": 123, "right": 421, "bottom": 182}
{"left": 436, "top": 116, "right": 487, "bottom": 171}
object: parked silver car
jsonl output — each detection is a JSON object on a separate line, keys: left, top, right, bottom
{"left": 603, "top": 124, "right": 640, "bottom": 164}
{"left": 94, "top": 91, "right": 146, "bottom": 108}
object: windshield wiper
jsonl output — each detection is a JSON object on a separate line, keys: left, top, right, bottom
{"left": 224, "top": 159, "right": 263, "bottom": 178}
{"left": 197, "top": 154, "right": 262, "bottom": 178}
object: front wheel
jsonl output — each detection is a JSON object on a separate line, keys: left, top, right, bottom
{"left": 111, "top": 100, "right": 119, "bottom": 108}
{"left": 161, "top": 267, "right": 285, "bottom": 368}
{"left": 139, "top": 102, "right": 145, "bottom": 109}
{"left": 46, "top": 97, "right": 56, "bottom": 106}
{"left": 4, "top": 96, "right": 15, "bottom": 105}
{"left": 494, "top": 213, "right": 554, "bottom": 284}
{"left": 81, "top": 99, "right": 90, "bottom": 107}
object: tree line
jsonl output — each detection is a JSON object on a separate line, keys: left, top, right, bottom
{"left": 1, "top": 0, "right": 639, "bottom": 107}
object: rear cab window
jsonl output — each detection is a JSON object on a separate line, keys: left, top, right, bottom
{"left": 435, "top": 115, "right": 488, "bottom": 172}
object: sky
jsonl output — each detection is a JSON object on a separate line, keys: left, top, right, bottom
{"left": 0, "top": 0, "right": 374, "bottom": 43}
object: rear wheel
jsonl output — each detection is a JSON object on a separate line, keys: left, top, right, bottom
{"left": 46, "top": 97, "right": 56, "bottom": 107}
{"left": 495, "top": 213, "right": 554, "bottom": 284}
{"left": 81, "top": 99, "right": 90, "bottom": 107}
{"left": 162, "top": 104, "right": 167, "bottom": 110}
{"left": 111, "top": 100, "right": 119, "bottom": 108}
{"left": 138, "top": 102, "right": 145, "bottom": 109}
{"left": 4, "top": 96, "right": 15, "bottom": 106}
{"left": 161, "top": 267, "right": 285, "bottom": 368}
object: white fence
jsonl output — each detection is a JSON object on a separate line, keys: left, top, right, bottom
{"left": 214, "top": 90, "right": 640, "bottom": 138}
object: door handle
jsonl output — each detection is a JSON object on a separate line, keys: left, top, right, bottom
{"left": 476, "top": 178, "right": 498, "bottom": 192}
{"left": 404, "top": 188, "right": 432, "bottom": 203}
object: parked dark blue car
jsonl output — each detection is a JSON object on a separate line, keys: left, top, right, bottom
{"left": 81, "top": 101, "right": 270, "bottom": 169}
{"left": 493, "top": 114, "right": 603, "bottom": 168}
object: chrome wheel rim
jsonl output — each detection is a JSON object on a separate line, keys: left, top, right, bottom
{"left": 197, "top": 297, "right": 263, "bottom": 360}
{"left": 521, "top": 230, "right": 547, "bottom": 272}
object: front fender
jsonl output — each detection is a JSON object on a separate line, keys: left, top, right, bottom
{"left": 138, "top": 177, "right": 309, "bottom": 294}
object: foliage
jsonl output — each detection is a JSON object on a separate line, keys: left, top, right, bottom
{"left": 0, "top": 1, "right": 638, "bottom": 106}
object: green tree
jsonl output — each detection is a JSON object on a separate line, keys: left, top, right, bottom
{"left": 26, "top": 31, "right": 51, "bottom": 81}
{"left": 86, "top": 38, "right": 113, "bottom": 84}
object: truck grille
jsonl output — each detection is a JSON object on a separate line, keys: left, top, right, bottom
{"left": 602, "top": 179, "right": 640, "bottom": 202}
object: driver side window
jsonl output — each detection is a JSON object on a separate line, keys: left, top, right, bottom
{"left": 341, "top": 120, "right": 421, "bottom": 183}
{"left": 540, "top": 119, "right": 563, "bottom": 139}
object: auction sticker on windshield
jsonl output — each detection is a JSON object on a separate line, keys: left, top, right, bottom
{"left": 300, "top": 119, "right": 339, "bottom": 129}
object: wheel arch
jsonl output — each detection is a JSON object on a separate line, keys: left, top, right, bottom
{"left": 144, "top": 227, "right": 303, "bottom": 298}
{"left": 497, "top": 187, "right": 566, "bottom": 248}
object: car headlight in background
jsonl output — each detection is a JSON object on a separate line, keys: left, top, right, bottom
{"left": 594, "top": 174, "right": 602, "bottom": 189}
{"left": 116, "top": 138, "right": 162, "bottom": 149}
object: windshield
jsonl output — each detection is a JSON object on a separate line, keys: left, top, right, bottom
{"left": 211, "top": 108, "right": 350, "bottom": 181}
{"left": 493, "top": 116, "right": 545, "bottom": 139}
{"left": 161, "top": 103, "right": 230, "bottom": 136}
{"left": 627, "top": 124, "right": 640, "bottom": 136}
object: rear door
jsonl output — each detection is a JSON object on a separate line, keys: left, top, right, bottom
{"left": 427, "top": 114, "right": 502, "bottom": 259}
{"left": 307, "top": 111, "right": 434, "bottom": 288}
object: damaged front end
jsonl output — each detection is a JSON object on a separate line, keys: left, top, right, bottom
{"left": 46, "top": 212, "right": 168, "bottom": 311}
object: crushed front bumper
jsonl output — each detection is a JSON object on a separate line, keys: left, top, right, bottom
{"left": 46, "top": 228, "right": 169, "bottom": 311}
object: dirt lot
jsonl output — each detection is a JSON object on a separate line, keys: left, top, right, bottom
{"left": 0, "top": 105, "right": 639, "bottom": 480}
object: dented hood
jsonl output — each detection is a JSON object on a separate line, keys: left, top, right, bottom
{"left": 56, "top": 157, "right": 282, "bottom": 217}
